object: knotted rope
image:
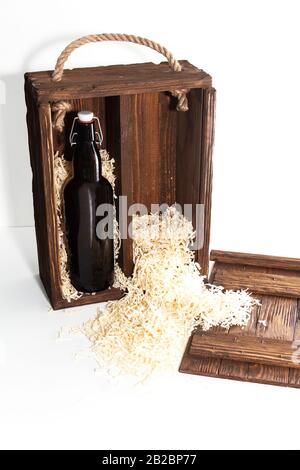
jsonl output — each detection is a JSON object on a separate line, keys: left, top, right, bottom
{"left": 51, "top": 101, "right": 72, "bottom": 133}
{"left": 51, "top": 34, "right": 189, "bottom": 131}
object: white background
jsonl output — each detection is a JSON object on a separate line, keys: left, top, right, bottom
{"left": 1, "top": 0, "right": 300, "bottom": 450}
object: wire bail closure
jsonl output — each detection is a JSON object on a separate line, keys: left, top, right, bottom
{"left": 69, "top": 116, "right": 104, "bottom": 146}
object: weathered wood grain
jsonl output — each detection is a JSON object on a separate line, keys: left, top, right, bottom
{"left": 176, "top": 88, "right": 215, "bottom": 275}
{"left": 119, "top": 92, "right": 177, "bottom": 275}
{"left": 38, "top": 102, "right": 61, "bottom": 307}
{"left": 25, "top": 61, "right": 211, "bottom": 103}
{"left": 179, "top": 354, "right": 221, "bottom": 377}
{"left": 213, "top": 263, "right": 300, "bottom": 298}
{"left": 176, "top": 88, "right": 203, "bottom": 268}
{"left": 255, "top": 296, "right": 297, "bottom": 341}
{"left": 159, "top": 93, "right": 177, "bottom": 206}
{"left": 25, "top": 83, "right": 53, "bottom": 301}
{"left": 180, "top": 250, "right": 300, "bottom": 388}
{"left": 198, "top": 89, "right": 215, "bottom": 275}
{"left": 247, "top": 363, "right": 289, "bottom": 385}
{"left": 211, "top": 250, "right": 300, "bottom": 271}
{"left": 247, "top": 295, "right": 297, "bottom": 386}
{"left": 190, "top": 332, "right": 300, "bottom": 368}
{"left": 218, "top": 360, "right": 249, "bottom": 380}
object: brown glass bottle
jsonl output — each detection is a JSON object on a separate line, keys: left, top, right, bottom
{"left": 64, "top": 111, "right": 114, "bottom": 292}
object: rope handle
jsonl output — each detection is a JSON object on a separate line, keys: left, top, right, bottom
{"left": 51, "top": 34, "right": 188, "bottom": 131}
{"left": 52, "top": 33, "right": 183, "bottom": 82}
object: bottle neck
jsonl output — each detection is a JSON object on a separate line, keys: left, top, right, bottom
{"left": 73, "top": 121, "right": 102, "bottom": 182}
{"left": 77, "top": 120, "right": 96, "bottom": 141}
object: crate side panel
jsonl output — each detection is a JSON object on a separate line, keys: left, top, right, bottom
{"left": 38, "top": 103, "right": 63, "bottom": 307}
{"left": 199, "top": 88, "right": 215, "bottom": 275}
{"left": 176, "top": 88, "right": 215, "bottom": 277}
{"left": 119, "top": 92, "right": 178, "bottom": 275}
{"left": 25, "top": 82, "right": 53, "bottom": 300}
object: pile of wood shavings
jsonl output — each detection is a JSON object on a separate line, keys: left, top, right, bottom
{"left": 82, "top": 207, "right": 258, "bottom": 381}
{"left": 54, "top": 150, "right": 121, "bottom": 302}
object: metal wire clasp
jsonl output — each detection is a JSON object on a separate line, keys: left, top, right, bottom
{"left": 69, "top": 116, "right": 104, "bottom": 146}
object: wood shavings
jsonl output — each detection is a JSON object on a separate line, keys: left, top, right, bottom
{"left": 53, "top": 149, "right": 121, "bottom": 302}
{"left": 81, "top": 207, "right": 259, "bottom": 382}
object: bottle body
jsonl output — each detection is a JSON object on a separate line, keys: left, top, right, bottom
{"left": 64, "top": 113, "right": 114, "bottom": 292}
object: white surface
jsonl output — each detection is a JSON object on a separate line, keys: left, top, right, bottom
{"left": 0, "top": 226, "right": 300, "bottom": 450}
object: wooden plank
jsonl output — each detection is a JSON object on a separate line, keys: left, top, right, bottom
{"left": 159, "top": 93, "right": 177, "bottom": 205}
{"left": 198, "top": 89, "right": 215, "bottom": 276}
{"left": 38, "top": 102, "right": 61, "bottom": 306}
{"left": 25, "top": 81, "right": 53, "bottom": 302}
{"left": 213, "top": 264, "right": 300, "bottom": 298}
{"left": 246, "top": 295, "right": 295, "bottom": 385}
{"left": 176, "top": 88, "right": 215, "bottom": 277}
{"left": 188, "top": 296, "right": 297, "bottom": 378}
{"left": 218, "top": 360, "right": 249, "bottom": 380}
{"left": 180, "top": 353, "right": 298, "bottom": 388}
{"left": 53, "top": 287, "right": 124, "bottom": 309}
{"left": 190, "top": 332, "right": 300, "bottom": 368}
{"left": 211, "top": 250, "right": 300, "bottom": 271}
{"left": 247, "top": 363, "right": 289, "bottom": 386}
{"left": 256, "top": 296, "right": 298, "bottom": 341}
{"left": 217, "top": 295, "right": 261, "bottom": 379}
{"left": 119, "top": 92, "right": 157, "bottom": 276}
{"left": 179, "top": 355, "right": 221, "bottom": 377}
{"left": 179, "top": 355, "right": 221, "bottom": 378}
{"left": 119, "top": 92, "right": 178, "bottom": 275}
{"left": 26, "top": 61, "right": 212, "bottom": 102}
{"left": 176, "top": 88, "right": 203, "bottom": 266}
{"left": 27, "top": 60, "right": 202, "bottom": 81}
{"left": 289, "top": 368, "right": 300, "bottom": 386}
{"left": 180, "top": 336, "right": 221, "bottom": 377}
{"left": 191, "top": 357, "right": 221, "bottom": 376}
{"left": 182, "top": 327, "right": 248, "bottom": 383}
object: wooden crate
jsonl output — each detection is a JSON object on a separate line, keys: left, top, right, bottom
{"left": 24, "top": 60, "right": 215, "bottom": 310}
{"left": 180, "top": 250, "right": 300, "bottom": 388}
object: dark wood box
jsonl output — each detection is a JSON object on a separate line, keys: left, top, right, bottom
{"left": 24, "top": 60, "right": 215, "bottom": 310}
